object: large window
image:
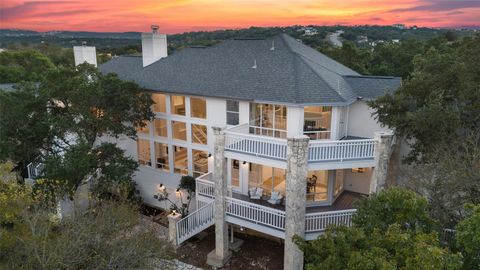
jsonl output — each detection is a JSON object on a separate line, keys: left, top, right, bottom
{"left": 304, "top": 106, "right": 332, "bottom": 140}
{"left": 307, "top": 170, "right": 328, "bottom": 202}
{"left": 192, "top": 150, "right": 209, "bottom": 178}
{"left": 137, "top": 139, "right": 151, "bottom": 167}
{"left": 226, "top": 100, "right": 239, "bottom": 125}
{"left": 249, "top": 103, "right": 287, "bottom": 138}
{"left": 335, "top": 169, "right": 344, "bottom": 196}
{"left": 154, "top": 142, "right": 169, "bottom": 172}
{"left": 249, "top": 163, "right": 285, "bottom": 196}
{"left": 172, "top": 121, "right": 187, "bottom": 141}
{"left": 190, "top": 97, "right": 206, "bottom": 119}
{"left": 152, "top": 93, "right": 167, "bottom": 113}
{"left": 173, "top": 145, "right": 188, "bottom": 174}
{"left": 191, "top": 124, "right": 207, "bottom": 145}
{"left": 171, "top": 95, "right": 186, "bottom": 116}
{"left": 154, "top": 119, "right": 167, "bottom": 137}
{"left": 231, "top": 159, "right": 240, "bottom": 188}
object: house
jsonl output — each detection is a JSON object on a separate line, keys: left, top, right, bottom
{"left": 357, "top": 35, "right": 369, "bottom": 44}
{"left": 393, "top": 23, "right": 406, "bottom": 29}
{"left": 72, "top": 25, "right": 401, "bottom": 269}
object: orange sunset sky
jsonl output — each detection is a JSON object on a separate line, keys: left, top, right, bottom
{"left": 1, "top": 0, "right": 479, "bottom": 33}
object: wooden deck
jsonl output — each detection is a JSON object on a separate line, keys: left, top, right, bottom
{"left": 231, "top": 190, "right": 365, "bottom": 213}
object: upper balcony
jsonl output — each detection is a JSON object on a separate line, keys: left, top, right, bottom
{"left": 224, "top": 124, "right": 377, "bottom": 165}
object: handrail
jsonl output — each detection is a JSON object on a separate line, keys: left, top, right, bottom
{"left": 305, "top": 209, "right": 357, "bottom": 232}
{"left": 176, "top": 201, "right": 215, "bottom": 245}
{"left": 308, "top": 139, "right": 376, "bottom": 162}
{"left": 225, "top": 196, "right": 286, "bottom": 230}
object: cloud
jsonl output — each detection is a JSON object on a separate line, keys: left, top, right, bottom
{"left": 389, "top": 0, "right": 480, "bottom": 13}
{"left": 0, "top": 1, "right": 74, "bottom": 20}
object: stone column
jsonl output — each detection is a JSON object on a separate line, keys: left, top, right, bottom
{"left": 167, "top": 212, "right": 182, "bottom": 246}
{"left": 207, "top": 127, "right": 232, "bottom": 267}
{"left": 370, "top": 131, "right": 394, "bottom": 193}
{"left": 284, "top": 136, "right": 309, "bottom": 270}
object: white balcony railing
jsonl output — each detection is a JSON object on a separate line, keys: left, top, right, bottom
{"left": 196, "top": 172, "right": 214, "bottom": 198}
{"left": 224, "top": 130, "right": 288, "bottom": 160}
{"left": 305, "top": 209, "right": 357, "bottom": 233}
{"left": 308, "top": 139, "right": 376, "bottom": 162}
{"left": 176, "top": 201, "right": 215, "bottom": 245}
{"left": 27, "top": 157, "right": 45, "bottom": 180}
{"left": 225, "top": 196, "right": 286, "bottom": 230}
{"left": 224, "top": 126, "right": 376, "bottom": 162}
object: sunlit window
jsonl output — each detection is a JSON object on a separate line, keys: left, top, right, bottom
{"left": 152, "top": 93, "right": 167, "bottom": 113}
{"left": 136, "top": 121, "right": 150, "bottom": 135}
{"left": 191, "top": 124, "right": 207, "bottom": 145}
{"left": 173, "top": 145, "right": 188, "bottom": 175}
{"left": 171, "top": 95, "right": 186, "bottom": 116}
{"left": 307, "top": 170, "right": 329, "bottom": 202}
{"left": 193, "top": 150, "right": 209, "bottom": 178}
{"left": 249, "top": 103, "right": 287, "bottom": 138}
{"left": 154, "top": 142, "right": 169, "bottom": 172}
{"left": 137, "top": 139, "right": 151, "bottom": 167}
{"left": 231, "top": 159, "right": 240, "bottom": 188}
{"left": 190, "top": 97, "right": 207, "bottom": 119}
{"left": 304, "top": 106, "right": 332, "bottom": 140}
{"left": 172, "top": 121, "right": 187, "bottom": 141}
{"left": 154, "top": 119, "right": 168, "bottom": 137}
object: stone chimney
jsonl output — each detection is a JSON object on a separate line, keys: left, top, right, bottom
{"left": 73, "top": 41, "right": 97, "bottom": 67}
{"left": 141, "top": 25, "right": 168, "bottom": 67}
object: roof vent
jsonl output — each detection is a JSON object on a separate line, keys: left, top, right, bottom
{"left": 81, "top": 41, "right": 87, "bottom": 46}
{"left": 270, "top": 40, "right": 275, "bottom": 51}
{"left": 252, "top": 59, "right": 257, "bottom": 69}
{"left": 151, "top": 25, "right": 159, "bottom": 33}
{"left": 357, "top": 96, "right": 364, "bottom": 100}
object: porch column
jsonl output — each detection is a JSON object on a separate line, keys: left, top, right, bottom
{"left": 370, "top": 131, "right": 395, "bottom": 193}
{"left": 284, "top": 135, "right": 309, "bottom": 270}
{"left": 207, "top": 127, "right": 232, "bottom": 267}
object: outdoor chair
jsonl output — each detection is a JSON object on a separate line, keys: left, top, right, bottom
{"left": 249, "top": 187, "right": 263, "bottom": 199}
{"left": 267, "top": 191, "right": 283, "bottom": 205}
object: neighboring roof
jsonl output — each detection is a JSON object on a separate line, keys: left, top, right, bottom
{"left": 99, "top": 34, "right": 401, "bottom": 105}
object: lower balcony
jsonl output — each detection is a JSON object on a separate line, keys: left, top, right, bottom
{"left": 224, "top": 124, "right": 377, "bottom": 164}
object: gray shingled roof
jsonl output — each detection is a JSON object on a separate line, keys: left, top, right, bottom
{"left": 99, "top": 34, "right": 401, "bottom": 105}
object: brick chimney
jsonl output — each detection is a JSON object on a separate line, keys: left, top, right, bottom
{"left": 73, "top": 41, "right": 97, "bottom": 67}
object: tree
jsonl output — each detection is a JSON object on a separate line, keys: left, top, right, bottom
{"left": 353, "top": 187, "right": 435, "bottom": 233}
{"left": 320, "top": 41, "right": 372, "bottom": 74}
{"left": 369, "top": 34, "right": 480, "bottom": 163}
{"left": 154, "top": 175, "right": 196, "bottom": 217}
{"left": 0, "top": 50, "right": 56, "bottom": 83}
{"left": 455, "top": 204, "right": 480, "bottom": 270}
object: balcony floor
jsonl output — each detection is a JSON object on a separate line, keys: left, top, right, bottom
{"left": 231, "top": 190, "right": 365, "bottom": 213}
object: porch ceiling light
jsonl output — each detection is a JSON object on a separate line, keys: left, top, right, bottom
{"left": 208, "top": 154, "right": 212, "bottom": 157}
{"left": 243, "top": 161, "right": 247, "bottom": 165}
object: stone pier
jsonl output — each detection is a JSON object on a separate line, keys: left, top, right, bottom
{"left": 167, "top": 212, "right": 182, "bottom": 246}
{"left": 370, "top": 131, "right": 395, "bottom": 193}
{"left": 206, "top": 127, "right": 232, "bottom": 267}
{"left": 284, "top": 136, "right": 309, "bottom": 270}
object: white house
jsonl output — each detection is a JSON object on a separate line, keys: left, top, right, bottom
{"left": 74, "top": 25, "right": 400, "bottom": 269}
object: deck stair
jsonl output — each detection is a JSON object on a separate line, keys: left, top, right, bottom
{"left": 175, "top": 200, "right": 215, "bottom": 245}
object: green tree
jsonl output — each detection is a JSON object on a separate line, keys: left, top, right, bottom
{"left": 455, "top": 204, "right": 480, "bottom": 270}
{"left": 320, "top": 41, "right": 372, "bottom": 74}
{"left": 0, "top": 50, "right": 56, "bottom": 83}
{"left": 369, "top": 34, "right": 480, "bottom": 163}
{"left": 353, "top": 187, "right": 435, "bottom": 233}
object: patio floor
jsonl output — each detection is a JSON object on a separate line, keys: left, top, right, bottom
{"left": 231, "top": 190, "right": 365, "bottom": 213}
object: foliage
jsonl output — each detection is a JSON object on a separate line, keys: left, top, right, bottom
{"left": 403, "top": 132, "right": 480, "bottom": 227}
{"left": 0, "top": 49, "right": 56, "bottom": 83}
{"left": 320, "top": 41, "right": 372, "bottom": 74}
{"left": 353, "top": 187, "right": 435, "bottom": 233}
{"left": 455, "top": 204, "right": 480, "bottom": 270}
{"left": 369, "top": 34, "right": 480, "bottom": 163}
{"left": 154, "top": 175, "right": 196, "bottom": 217}
{"left": 296, "top": 224, "right": 462, "bottom": 270}
{"left": 0, "top": 191, "right": 171, "bottom": 269}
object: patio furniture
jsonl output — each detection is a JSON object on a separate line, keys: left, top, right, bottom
{"left": 267, "top": 191, "right": 283, "bottom": 205}
{"left": 249, "top": 187, "right": 263, "bottom": 200}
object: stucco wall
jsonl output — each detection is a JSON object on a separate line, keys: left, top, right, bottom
{"left": 347, "top": 101, "right": 390, "bottom": 138}
{"left": 343, "top": 167, "right": 373, "bottom": 194}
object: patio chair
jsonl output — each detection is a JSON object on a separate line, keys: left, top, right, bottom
{"left": 267, "top": 191, "right": 283, "bottom": 205}
{"left": 249, "top": 187, "right": 263, "bottom": 200}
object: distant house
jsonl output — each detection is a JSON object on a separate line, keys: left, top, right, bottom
{"left": 303, "top": 27, "right": 319, "bottom": 36}
{"left": 393, "top": 23, "right": 406, "bottom": 29}
{"left": 357, "top": 35, "right": 369, "bottom": 44}
{"left": 31, "top": 25, "right": 401, "bottom": 269}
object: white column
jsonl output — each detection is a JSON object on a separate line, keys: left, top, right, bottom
{"left": 238, "top": 101, "right": 250, "bottom": 124}
{"left": 286, "top": 106, "right": 304, "bottom": 137}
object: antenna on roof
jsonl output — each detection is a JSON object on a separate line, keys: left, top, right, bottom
{"left": 252, "top": 59, "right": 257, "bottom": 69}
{"left": 270, "top": 40, "right": 275, "bottom": 51}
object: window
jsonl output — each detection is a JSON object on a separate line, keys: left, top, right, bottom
{"left": 172, "top": 121, "right": 187, "bottom": 141}
{"left": 306, "top": 170, "right": 329, "bottom": 202}
{"left": 304, "top": 106, "right": 332, "bottom": 140}
{"left": 226, "top": 100, "right": 239, "bottom": 125}
{"left": 193, "top": 150, "right": 209, "bottom": 178}
{"left": 231, "top": 159, "right": 240, "bottom": 188}
{"left": 190, "top": 97, "right": 207, "bottom": 119}
{"left": 173, "top": 145, "right": 188, "bottom": 174}
{"left": 154, "top": 142, "right": 169, "bottom": 172}
{"left": 249, "top": 103, "right": 287, "bottom": 138}
{"left": 136, "top": 122, "right": 149, "bottom": 135}
{"left": 154, "top": 119, "right": 168, "bottom": 137}
{"left": 137, "top": 139, "right": 151, "bottom": 166}
{"left": 249, "top": 163, "right": 285, "bottom": 196}
{"left": 191, "top": 124, "right": 207, "bottom": 145}
{"left": 171, "top": 95, "right": 186, "bottom": 115}
{"left": 152, "top": 93, "right": 167, "bottom": 113}
{"left": 335, "top": 169, "right": 344, "bottom": 196}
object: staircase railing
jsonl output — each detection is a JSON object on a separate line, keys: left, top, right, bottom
{"left": 176, "top": 201, "right": 215, "bottom": 245}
